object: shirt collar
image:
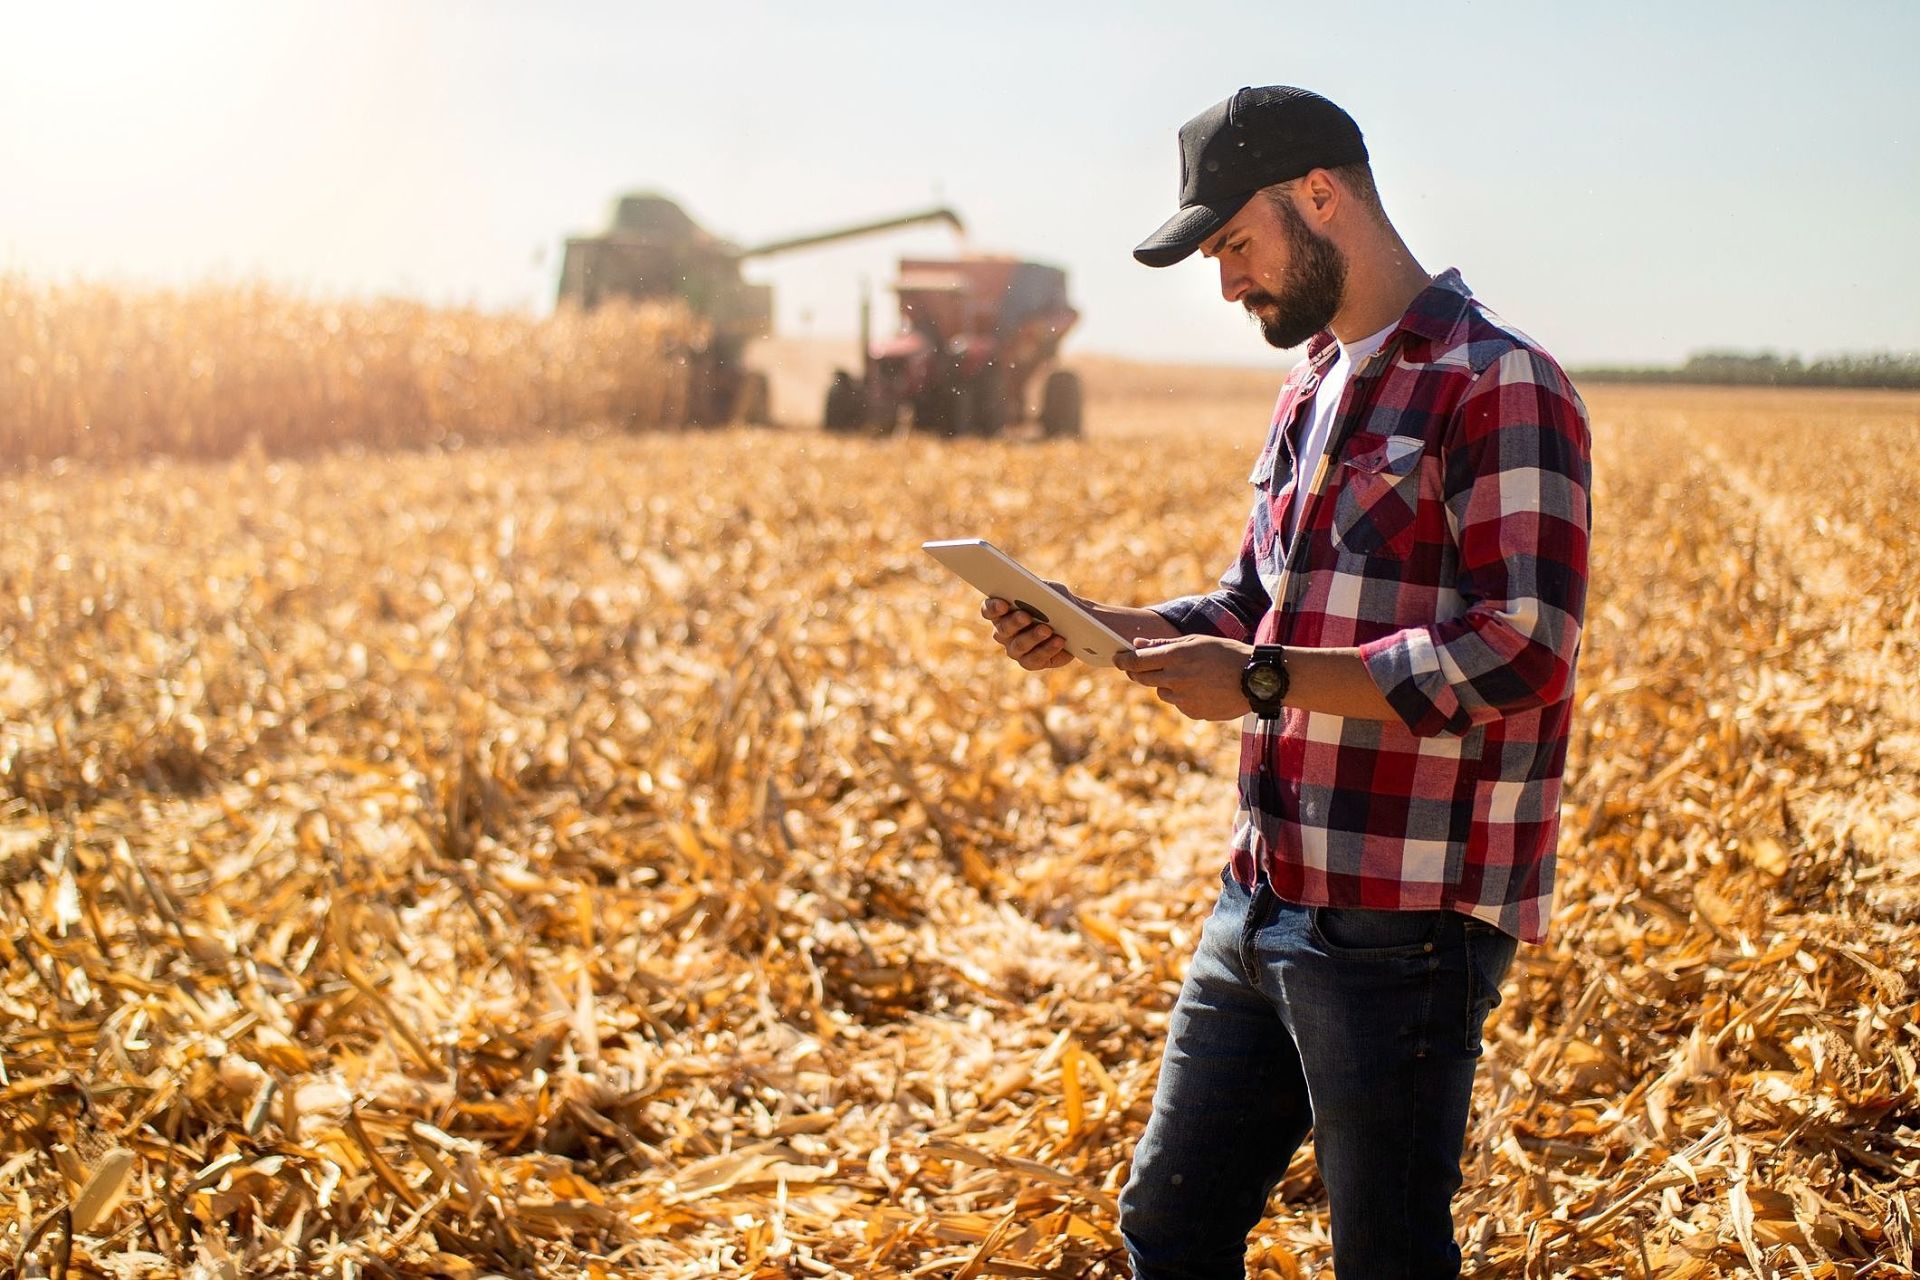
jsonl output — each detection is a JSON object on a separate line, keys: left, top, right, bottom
{"left": 1301, "top": 268, "right": 1473, "bottom": 366}
{"left": 1398, "top": 268, "right": 1473, "bottom": 345}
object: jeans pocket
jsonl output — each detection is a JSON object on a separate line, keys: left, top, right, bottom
{"left": 1309, "top": 905, "right": 1446, "bottom": 958}
{"left": 1462, "top": 921, "right": 1519, "bottom": 1054}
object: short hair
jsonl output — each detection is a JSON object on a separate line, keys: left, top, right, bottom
{"left": 1264, "top": 162, "right": 1387, "bottom": 223}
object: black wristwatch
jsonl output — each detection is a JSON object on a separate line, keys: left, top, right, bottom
{"left": 1241, "top": 645, "right": 1290, "bottom": 718}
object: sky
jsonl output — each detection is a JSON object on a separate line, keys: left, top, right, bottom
{"left": 2, "top": 0, "right": 1916, "bottom": 369}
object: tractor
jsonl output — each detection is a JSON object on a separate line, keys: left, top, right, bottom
{"left": 823, "top": 256, "right": 1083, "bottom": 439}
{"left": 557, "top": 192, "right": 963, "bottom": 425}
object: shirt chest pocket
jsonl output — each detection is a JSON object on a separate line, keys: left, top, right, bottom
{"left": 1248, "top": 442, "right": 1299, "bottom": 570}
{"left": 1332, "top": 432, "right": 1426, "bottom": 559}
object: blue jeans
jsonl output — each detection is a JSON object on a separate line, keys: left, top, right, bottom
{"left": 1119, "top": 870, "right": 1518, "bottom": 1280}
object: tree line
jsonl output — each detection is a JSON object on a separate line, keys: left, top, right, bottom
{"left": 1574, "top": 350, "right": 1920, "bottom": 390}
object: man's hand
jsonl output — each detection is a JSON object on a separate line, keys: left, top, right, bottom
{"left": 1116, "top": 635, "right": 1255, "bottom": 720}
{"left": 982, "top": 597, "right": 1074, "bottom": 670}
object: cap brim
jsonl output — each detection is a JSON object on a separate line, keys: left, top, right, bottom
{"left": 1133, "top": 195, "right": 1251, "bottom": 267}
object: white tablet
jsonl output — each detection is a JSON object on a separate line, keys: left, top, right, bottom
{"left": 922, "top": 539, "right": 1134, "bottom": 667}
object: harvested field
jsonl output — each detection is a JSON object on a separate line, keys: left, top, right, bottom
{"left": 2, "top": 361, "right": 1918, "bottom": 1277}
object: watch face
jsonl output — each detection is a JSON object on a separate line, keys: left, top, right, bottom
{"left": 1247, "top": 666, "right": 1284, "bottom": 700}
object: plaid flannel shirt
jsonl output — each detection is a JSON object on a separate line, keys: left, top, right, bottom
{"left": 1153, "top": 270, "right": 1591, "bottom": 942}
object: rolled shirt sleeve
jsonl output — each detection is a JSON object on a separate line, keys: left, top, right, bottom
{"left": 1359, "top": 347, "right": 1592, "bottom": 737}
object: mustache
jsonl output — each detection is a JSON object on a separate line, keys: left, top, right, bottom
{"left": 1242, "top": 291, "right": 1281, "bottom": 312}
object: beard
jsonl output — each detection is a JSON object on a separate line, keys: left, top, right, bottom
{"left": 1242, "top": 198, "right": 1347, "bottom": 350}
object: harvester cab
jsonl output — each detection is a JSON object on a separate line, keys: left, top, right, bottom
{"left": 557, "top": 193, "right": 963, "bottom": 426}
{"left": 825, "top": 255, "right": 1083, "bottom": 438}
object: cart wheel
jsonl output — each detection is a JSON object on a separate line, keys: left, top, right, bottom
{"left": 1040, "top": 369, "right": 1083, "bottom": 438}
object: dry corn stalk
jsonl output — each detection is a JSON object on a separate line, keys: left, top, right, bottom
{"left": 0, "top": 346, "right": 1916, "bottom": 1278}
{"left": 0, "top": 275, "right": 702, "bottom": 466}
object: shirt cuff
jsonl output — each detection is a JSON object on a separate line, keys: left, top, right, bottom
{"left": 1359, "top": 627, "right": 1473, "bottom": 737}
{"left": 1149, "top": 594, "right": 1254, "bottom": 642}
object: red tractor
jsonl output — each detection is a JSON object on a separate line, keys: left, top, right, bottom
{"left": 824, "top": 256, "right": 1083, "bottom": 438}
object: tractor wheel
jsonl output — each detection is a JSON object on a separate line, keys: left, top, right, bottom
{"left": 824, "top": 371, "right": 866, "bottom": 432}
{"left": 1040, "top": 369, "right": 1084, "bottom": 438}
{"left": 740, "top": 371, "right": 771, "bottom": 425}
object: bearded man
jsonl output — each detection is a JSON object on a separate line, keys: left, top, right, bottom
{"left": 980, "top": 87, "right": 1592, "bottom": 1278}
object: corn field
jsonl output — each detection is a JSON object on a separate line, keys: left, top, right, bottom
{"left": 0, "top": 288, "right": 1917, "bottom": 1278}
{"left": 0, "top": 278, "right": 698, "bottom": 466}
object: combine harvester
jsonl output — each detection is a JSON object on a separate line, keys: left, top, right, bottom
{"left": 558, "top": 193, "right": 962, "bottom": 426}
{"left": 824, "top": 256, "right": 1083, "bottom": 438}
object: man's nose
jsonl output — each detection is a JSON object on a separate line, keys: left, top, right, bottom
{"left": 1219, "top": 262, "right": 1249, "bottom": 304}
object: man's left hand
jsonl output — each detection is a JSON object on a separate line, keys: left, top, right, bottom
{"left": 1116, "top": 635, "right": 1255, "bottom": 721}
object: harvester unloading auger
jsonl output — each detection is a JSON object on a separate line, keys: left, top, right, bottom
{"left": 557, "top": 193, "right": 964, "bottom": 426}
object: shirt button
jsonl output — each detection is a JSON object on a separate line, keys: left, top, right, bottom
{"left": 1423, "top": 942, "right": 1435, "bottom": 953}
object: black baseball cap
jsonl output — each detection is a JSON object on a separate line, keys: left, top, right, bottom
{"left": 1134, "top": 86, "right": 1369, "bottom": 268}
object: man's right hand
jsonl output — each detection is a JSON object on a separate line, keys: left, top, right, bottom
{"left": 981, "top": 597, "right": 1074, "bottom": 670}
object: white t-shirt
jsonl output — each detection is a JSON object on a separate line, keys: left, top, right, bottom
{"left": 1287, "top": 320, "right": 1398, "bottom": 544}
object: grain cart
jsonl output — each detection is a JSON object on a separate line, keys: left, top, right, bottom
{"left": 558, "top": 193, "right": 963, "bottom": 425}
{"left": 823, "top": 256, "right": 1083, "bottom": 438}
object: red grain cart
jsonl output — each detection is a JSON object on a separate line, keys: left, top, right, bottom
{"left": 824, "top": 256, "right": 1083, "bottom": 438}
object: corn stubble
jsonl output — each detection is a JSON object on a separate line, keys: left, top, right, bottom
{"left": 0, "top": 319, "right": 1917, "bottom": 1278}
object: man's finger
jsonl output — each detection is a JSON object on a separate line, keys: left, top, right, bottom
{"left": 982, "top": 597, "right": 1009, "bottom": 620}
{"left": 992, "top": 611, "right": 1039, "bottom": 643}
{"left": 1120, "top": 642, "right": 1175, "bottom": 674}
{"left": 1021, "top": 636, "right": 1068, "bottom": 669}
{"left": 1008, "top": 624, "right": 1056, "bottom": 660}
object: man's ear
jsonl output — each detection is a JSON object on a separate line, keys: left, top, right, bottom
{"left": 1300, "top": 169, "right": 1339, "bottom": 222}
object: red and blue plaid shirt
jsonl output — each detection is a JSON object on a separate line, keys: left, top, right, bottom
{"left": 1153, "top": 270, "right": 1591, "bottom": 943}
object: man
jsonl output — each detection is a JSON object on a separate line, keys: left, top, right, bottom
{"left": 980, "top": 86, "right": 1591, "bottom": 1278}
